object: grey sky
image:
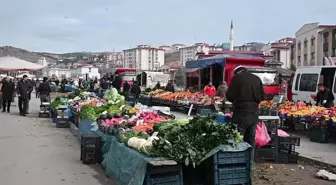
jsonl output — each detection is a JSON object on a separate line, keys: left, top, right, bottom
{"left": 0, "top": 0, "right": 335, "bottom": 53}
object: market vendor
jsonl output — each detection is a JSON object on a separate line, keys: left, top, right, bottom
{"left": 204, "top": 81, "right": 216, "bottom": 97}
{"left": 216, "top": 81, "right": 228, "bottom": 99}
{"left": 316, "top": 83, "right": 334, "bottom": 108}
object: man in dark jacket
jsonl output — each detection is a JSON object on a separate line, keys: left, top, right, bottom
{"left": 112, "top": 75, "right": 122, "bottom": 92}
{"left": 2, "top": 77, "right": 15, "bottom": 112}
{"left": 130, "top": 82, "right": 141, "bottom": 100}
{"left": 316, "top": 83, "right": 334, "bottom": 108}
{"left": 123, "top": 81, "right": 130, "bottom": 94}
{"left": 226, "top": 66, "right": 264, "bottom": 163}
{"left": 38, "top": 77, "right": 51, "bottom": 103}
{"left": 165, "top": 80, "right": 175, "bottom": 92}
{"left": 17, "top": 75, "right": 33, "bottom": 116}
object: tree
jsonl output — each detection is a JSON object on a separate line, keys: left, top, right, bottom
{"left": 174, "top": 68, "right": 186, "bottom": 87}
{"left": 289, "top": 64, "right": 296, "bottom": 71}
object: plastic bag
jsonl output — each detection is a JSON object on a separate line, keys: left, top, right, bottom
{"left": 255, "top": 121, "right": 271, "bottom": 148}
{"left": 278, "top": 129, "right": 289, "bottom": 137}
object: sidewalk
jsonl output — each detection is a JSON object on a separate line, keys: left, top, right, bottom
{"left": 296, "top": 134, "right": 336, "bottom": 166}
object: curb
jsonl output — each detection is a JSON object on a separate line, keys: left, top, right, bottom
{"left": 298, "top": 155, "right": 336, "bottom": 169}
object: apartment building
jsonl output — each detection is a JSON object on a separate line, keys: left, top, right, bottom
{"left": 123, "top": 45, "right": 165, "bottom": 71}
{"left": 179, "top": 43, "right": 224, "bottom": 66}
{"left": 271, "top": 38, "right": 295, "bottom": 69}
{"left": 318, "top": 26, "right": 336, "bottom": 61}
{"left": 234, "top": 42, "right": 259, "bottom": 51}
{"left": 106, "top": 52, "right": 124, "bottom": 67}
{"left": 295, "top": 23, "right": 334, "bottom": 67}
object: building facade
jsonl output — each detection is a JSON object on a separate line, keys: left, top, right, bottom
{"left": 318, "top": 26, "right": 336, "bottom": 60}
{"left": 295, "top": 23, "right": 334, "bottom": 67}
{"left": 48, "top": 68, "right": 71, "bottom": 78}
{"left": 179, "top": 43, "right": 224, "bottom": 66}
{"left": 234, "top": 42, "right": 259, "bottom": 51}
{"left": 270, "top": 38, "right": 295, "bottom": 69}
{"left": 70, "top": 65, "right": 100, "bottom": 79}
{"left": 106, "top": 52, "right": 124, "bottom": 67}
{"left": 123, "top": 45, "right": 165, "bottom": 71}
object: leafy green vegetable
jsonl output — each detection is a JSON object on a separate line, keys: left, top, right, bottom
{"left": 79, "top": 105, "right": 97, "bottom": 120}
{"left": 152, "top": 116, "right": 243, "bottom": 167}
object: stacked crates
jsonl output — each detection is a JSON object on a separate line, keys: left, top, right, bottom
{"left": 80, "top": 134, "right": 101, "bottom": 164}
{"left": 255, "top": 116, "right": 300, "bottom": 164}
{"left": 212, "top": 149, "right": 252, "bottom": 185}
{"left": 143, "top": 163, "right": 183, "bottom": 185}
{"left": 56, "top": 105, "right": 70, "bottom": 128}
{"left": 277, "top": 136, "right": 300, "bottom": 163}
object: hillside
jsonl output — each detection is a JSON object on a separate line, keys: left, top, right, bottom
{"left": 0, "top": 46, "right": 58, "bottom": 63}
{"left": 165, "top": 51, "right": 180, "bottom": 64}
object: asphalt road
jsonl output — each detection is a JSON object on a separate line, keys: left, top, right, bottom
{"left": 0, "top": 96, "right": 116, "bottom": 185}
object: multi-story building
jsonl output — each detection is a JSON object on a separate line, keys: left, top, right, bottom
{"left": 106, "top": 52, "right": 124, "bottom": 67}
{"left": 48, "top": 68, "right": 71, "bottom": 78}
{"left": 123, "top": 45, "right": 165, "bottom": 71}
{"left": 179, "top": 43, "right": 224, "bottom": 66}
{"left": 290, "top": 41, "right": 296, "bottom": 68}
{"left": 295, "top": 23, "right": 334, "bottom": 67}
{"left": 318, "top": 26, "right": 336, "bottom": 61}
{"left": 270, "top": 38, "right": 295, "bottom": 69}
{"left": 234, "top": 42, "right": 259, "bottom": 51}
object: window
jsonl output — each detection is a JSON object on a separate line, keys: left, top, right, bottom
{"left": 311, "top": 52, "right": 315, "bottom": 60}
{"left": 299, "top": 74, "right": 319, "bottom": 92}
{"left": 333, "top": 49, "right": 336, "bottom": 57}
{"left": 304, "top": 40, "right": 307, "bottom": 48}
{"left": 298, "top": 43, "right": 301, "bottom": 50}
{"left": 294, "top": 74, "right": 300, "bottom": 91}
{"left": 311, "top": 38, "right": 315, "bottom": 46}
{"left": 304, "top": 54, "right": 307, "bottom": 61}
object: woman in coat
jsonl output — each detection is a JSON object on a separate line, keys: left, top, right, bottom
{"left": 2, "top": 77, "right": 15, "bottom": 112}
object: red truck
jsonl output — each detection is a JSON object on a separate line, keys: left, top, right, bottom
{"left": 185, "top": 55, "right": 279, "bottom": 100}
{"left": 107, "top": 68, "right": 137, "bottom": 87}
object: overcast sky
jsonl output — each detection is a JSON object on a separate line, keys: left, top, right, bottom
{"left": 0, "top": 0, "right": 335, "bottom": 53}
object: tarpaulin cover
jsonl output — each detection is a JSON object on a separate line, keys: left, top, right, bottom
{"left": 185, "top": 55, "right": 264, "bottom": 69}
{"left": 96, "top": 130, "right": 113, "bottom": 169}
{"left": 0, "top": 56, "right": 45, "bottom": 71}
{"left": 102, "top": 136, "right": 151, "bottom": 185}
{"left": 102, "top": 136, "right": 251, "bottom": 185}
{"left": 78, "top": 119, "right": 95, "bottom": 137}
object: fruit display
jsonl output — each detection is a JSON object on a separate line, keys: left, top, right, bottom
{"left": 148, "top": 90, "right": 217, "bottom": 106}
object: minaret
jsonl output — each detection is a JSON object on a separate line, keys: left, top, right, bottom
{"left": 229, "top": 20, "right": 234, "bottom": 51}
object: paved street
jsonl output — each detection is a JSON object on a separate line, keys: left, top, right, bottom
{"left": 0, "top": 96, "right": 115, "bottom": 185}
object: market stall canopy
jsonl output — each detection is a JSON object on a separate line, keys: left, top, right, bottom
{"left": 15, "top": 73, "right": 36, "bottom": 79}
{"left": 0, "top": 56, "right": 44, "bottom": 71}
{"left": 185, "top": 55, "right": 264, "bottom": 69}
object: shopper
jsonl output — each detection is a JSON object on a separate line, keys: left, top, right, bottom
{"left": 216, "top": 81, "right": 228, "bottom": 99}
{"left": 165, "top": 80, "right": 175, "bottom": 93}
{"left": 112, "top": 74, "right": 122, "bottom": 92}
{"left": 154, "top": 82, "right": 161, "bottom": 90}
{"left": 130, "top": 82, "right": 141, "bottom": 101}
{"left": 123, "top": 81, "right": 130, "bottom": 97}
{"left": 35, "top": 78, "right": 41, "bottom": 98}
{"left": 2, "top": 77, "right": 15, "bottom": 112}
{"left": 316, "top": 83, "right": 334, "bottom": 108}
{"left": 26, "top": 79, "right": 34, "bottom": 113}
{"left": 17, "top": 75, "right": 33, "bottom": 116}
{"left": 38, "top": 77, "right": 52, "bottom": 103}
{"left": 226, "top": 66, "right": 264, "bottom": 164}
{"left": 204, "top": 81, "right": 216, "bottom": 97}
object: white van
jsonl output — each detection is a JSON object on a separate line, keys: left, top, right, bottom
{"left": 292, "top": 66, "right": 336, "bottom": 104}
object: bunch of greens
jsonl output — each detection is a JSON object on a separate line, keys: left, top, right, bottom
{"left": 51, "top": 96, "right": 68, "bottom": 109}
{"left": 152, "top": 116, "right": 243, "bottom": 167}
{"left": 79, "top": 104, "right": 98, "bottom": 120}
{"left": 104, "top": 88, "right": 125, "bottom": 106}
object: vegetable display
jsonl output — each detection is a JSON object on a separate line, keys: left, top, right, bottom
{"left": 152, "top": 116, "right": 243, "bottom": 167}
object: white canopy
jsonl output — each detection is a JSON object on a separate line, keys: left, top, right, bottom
{"left": 0, "top": 56, "right": 44, "bottom": 71}
{"left": 15, "top": 73, "right": 36, "bottom": 79}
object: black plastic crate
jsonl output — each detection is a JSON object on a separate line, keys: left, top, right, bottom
{"left": 39, "top": 112, "right": 50, "bottom": 118}
{"left": 309, "top": 128, "right": 329, "bottom": 143}
{"left": 214, "top": 166, "right": 251, "bottom": 185}
{"left": 56, "top": 117, "right": 70, "bottom": 128}
{"left": 144, "top": 163, "right": 183, "bottom": 185}
{"left": 197, "top": 108, "right": 213, "bottom": 116}
{"left": 278, "top": 136, "right": 300, "bottom": 146}
{"left": 213, "top": 149, "right": 250, "bottom": 165}
{"left": 80, "top": 134, "right": 101, "bottom": 164}
{"left": 80, "top": 146, "right": 101, "bottom": 164}
{"left": 276, "top": 152, "right": 298, "bottom": 164}
{"left": 81, "top": 134, "right": 101, "bottom": 147}
{"left": 259, "top": 109, "right": 270, "bottom": 116}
